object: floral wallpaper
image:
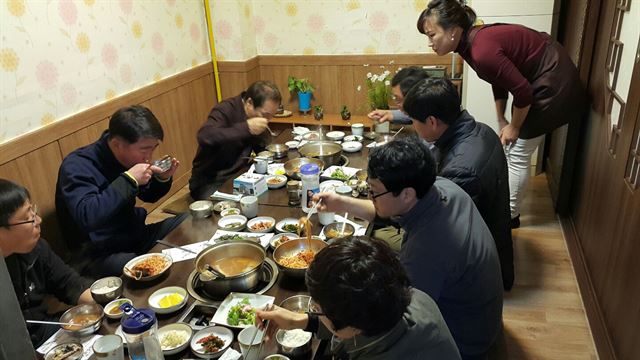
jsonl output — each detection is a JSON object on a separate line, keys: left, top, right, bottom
{"left": 0, "top": 0, "right": 211, "bottom": 144}
{"left": 210, "top": 0, "right": 434, "bottom": 60}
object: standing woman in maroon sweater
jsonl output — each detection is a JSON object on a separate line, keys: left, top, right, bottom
{"left": 417, "top": 0, "right": 586, "bottom": 227}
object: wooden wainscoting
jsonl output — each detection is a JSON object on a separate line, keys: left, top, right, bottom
{"left": 0, "top": 62, "right": 217, "bottom": 256}
{"left": 217, "top": 53, "right": 462, "bottom": 116}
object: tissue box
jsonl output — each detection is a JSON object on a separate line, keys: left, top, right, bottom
{"left": 233, "top": 172, "right": 267, "bottom": 196}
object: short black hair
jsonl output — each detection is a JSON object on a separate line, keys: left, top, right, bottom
{"left": 305, "top": 236, "right": 411, "bottom": 336}
{"left": 367, "top": 136, "right": 436, "bottom": 199}
{"left": 0, "top": 179, "right": 30, "bottom": 227}
{"left": 108, "top": 105, "right": 164, "bottom": 144}
{"left": 241, "top": 81, "right": 282, "bottom": 108}
{"left": 403, "top": 78, "right": 461, "bottom": 125}
{"left": 417, "top": 0, "right": 477, "bottom": 33}
{"left": 391, "top": 66, "right": 431, "bottom": 97}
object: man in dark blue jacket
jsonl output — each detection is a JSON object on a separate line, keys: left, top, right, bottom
{"left": 55, "top": 106, "right": 186, "bottom": 278}
{"left": 403, "top": 78, "right": 514, "bottom": 290}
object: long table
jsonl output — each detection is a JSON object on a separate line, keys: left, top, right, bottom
{"left": 103, "top": 129, "right": 375, "bottom": 359}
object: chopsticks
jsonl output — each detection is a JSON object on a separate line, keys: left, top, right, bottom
{"left": 26, "top": 320, "right": 76, "bottom": 327}
{"left": 248, "top": 303, "right": 273, "bottom": 359}
{"left": 156, "top": 240, "right": 198, "bottom": 254}
{"left": 155, "top": 240, "right": 225, "bottom": 278}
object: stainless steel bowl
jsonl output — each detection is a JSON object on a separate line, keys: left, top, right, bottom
{"left": 89, "top": 276, "right": 123, "bottom": 304}
{"left": 283, "top": 158, "right": 325, "bottom": 180}
{"left": 266, "top": 144, "right": 289, "bottom": 159}
{"left": 279, "top": 295, "right": 311, "bottom": 313}
{"left": 273, "top": 238, "right": 327, "bottom": 278}
{"left": 299, "top": 141, "right": 343, "bottom": 167}
{"left": 276, "top": 329, "right": 313, "bottom": 357}
{"left": 189, "top": 200, "right": 213, "bottom": 218}
{"left": 194, "top": 240, "right": 266, "bottom": 298}
{"left": 59, "top": 303, "right": 104, "bottom": 337}
{"left": 257, "top": 151, "right": 275, "bottom": 161}
{"left": 322, "top": 222, "right": 356, "bottom": 240}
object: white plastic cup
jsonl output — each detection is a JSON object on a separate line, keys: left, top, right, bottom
{"left": 238, "top": 326, "right": 265, "bottom": 360}
{"left": 240, "top": 196, "right": 259, "bottom": 218}
{"left": 254, "top": 157, "right": 268, "bottom": 174}
{"left": 351, "top": 123, "right": 364, "bottom": 136}
{"left": 93, "top": 334, "right": 124, "bottom": 360}
{"left": 374, "top": 122, "right": 390, "bottom": 133}
{"left": 318, "top": 211, "right": 335, "bottom": 225}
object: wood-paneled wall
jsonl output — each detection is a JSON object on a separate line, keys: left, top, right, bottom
{"left": 0, "top": 63, "right": 217, "bottom": 256}
{"left": 217, "top": 53, "right": 461, "bottom": 115}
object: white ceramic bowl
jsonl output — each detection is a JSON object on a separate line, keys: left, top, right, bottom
{"left": 275, "top": 218, "right": 300, "bottom": 234}
{"left": 190, "top": 326, "right": 234, "bottom": 359}
{"left": 103, "top": 298, "right": 132, "bottom": 320}
{"left": 158, "top": 322, "right": 193, "bottom": 355}
{"left": 270, "top": 233, "right": 298, "bottom": 250}
{"left": 247, "top": 216, "right": 276, "bottom": 233}
{"left": 343, "top": 134, "right": 363, "bottom": 142}
{"left": 266, "top": 175, "right": 287, "bottom": 189}
{"left": 217, "top": 215, "right": 247, "bottom": 232}
{"left": 220, "top": 207, "right": 241, "bottom": 217}
{"left": 89, "top": 276, "right": 123, "bottom": 304}
{"left": 148, "top": 286, "right": 188, "bottom": 314}
{"left": 341, "top": 141, "right": 363, "bottom": 153}
{"left": 285, "top": 140, "right": 299, "bottom": 149}
{"left": 326, "top": 131, "right": 345, "bottom": 141}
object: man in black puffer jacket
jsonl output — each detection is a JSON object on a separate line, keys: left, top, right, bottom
{"left": 403, "top": 78, "right": 513, "bottom": 290}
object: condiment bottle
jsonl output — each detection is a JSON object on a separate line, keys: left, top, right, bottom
{"left": 120, "top": 304, "right": 164, "bottom": 360}
{"left": 300, "top": 163, "right": 320, "bottom": 213}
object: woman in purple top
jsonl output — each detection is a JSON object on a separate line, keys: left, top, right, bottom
{"left": 416, "top": 0, "right": 587, "bottom": 226}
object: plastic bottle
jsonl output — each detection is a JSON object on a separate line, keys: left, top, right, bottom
{"left": 300, "top": 163, "right": 320, "bottom": 213}
{"left": 120, "top": 304, "right": 164, "bottom": 360}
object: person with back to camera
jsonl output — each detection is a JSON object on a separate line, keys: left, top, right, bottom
{"left": 416, "top": 0, "right": 587, "bottom": 227}
{"left": 256, "top": 236, "right": 461, "bottom": 359}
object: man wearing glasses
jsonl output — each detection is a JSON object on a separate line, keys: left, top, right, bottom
{"left": 315, "top": 137, "right": 503, "bottom": 360}
{"left": 189, "top": 81, "right": 282, "bottom": 200}
{"left": 1, "top": 179, "right": 93, "bottom": 347}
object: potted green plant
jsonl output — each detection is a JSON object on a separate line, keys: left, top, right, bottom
{"left": 288, "top": 76, "right": 315, "bottom": 112}
{"left": 313, "top": 105, "right": 324, "bottom": 120}
{"left": 340, "top": 105, "right": 351, "bottom": 120}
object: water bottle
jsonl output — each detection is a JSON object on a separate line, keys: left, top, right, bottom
{"left": 300, "top": 163, "right": 320, "bottom": 213}
{"left": 120, "top": 304, "right": 164, "bottom": 360}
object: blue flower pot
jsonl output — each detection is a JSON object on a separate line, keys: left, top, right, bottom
{"left": 297, "top": 92, "right": 312, "bottom": 112}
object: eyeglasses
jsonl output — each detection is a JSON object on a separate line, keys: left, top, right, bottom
{"left": 368, "top": 189, "right": 392, "bottom": 200}
{"left": 7, "top": 204, "right": 38, "bottom": 227}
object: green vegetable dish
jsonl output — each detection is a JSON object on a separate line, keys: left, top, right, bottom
{"left": 282, "top": 223, "right": 299, "bottom": 233}
{"left": 217, "top": 234, "right": 261, "bottom": 243}
{"left": 227, "top": 298, "right": 256, "bottom": 326}
{"left": 330, "top": 168, "right": 350, "bottom": 180}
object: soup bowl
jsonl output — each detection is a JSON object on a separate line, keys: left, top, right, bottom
{"left": 59, "top": 303, "right": 104, "bottom": 337}
{"left": 194, "top": 240, "right": 266, "bottom": 298}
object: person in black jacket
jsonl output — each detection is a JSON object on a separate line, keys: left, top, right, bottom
{"left": 403, "top": 78, "right": 514, "bottom": 290}
{"left": 0, "top": 179, "right": 93, "bottom": 347}
{"left": 55, "top": 106, "right": 186, "bottom": 278}
{"left": 189, "top": 81, "right": 281, "bottom": 200}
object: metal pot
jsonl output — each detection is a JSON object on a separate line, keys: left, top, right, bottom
{"left": 298, "top": 141, "right": 343, "bottom": 167}
{"left": 194, "top": 240, "right": 265, "bottom": 298}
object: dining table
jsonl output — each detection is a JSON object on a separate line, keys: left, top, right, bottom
{"left": 98, "top": 126, "right": 378, "bottom": 359}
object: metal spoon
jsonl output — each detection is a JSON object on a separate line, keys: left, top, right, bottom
{"left": 392, "top": 126, "right": 405, "bottom": 139}
{"left": 26, "top": 320, "right": 77, "bottom": 327}
{"left": 266, "top": 125, "right": 278, "bottom": 137}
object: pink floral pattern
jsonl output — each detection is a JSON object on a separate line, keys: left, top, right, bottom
{"left": 165, "top": 51, "right": 175, "bottom": 68}
{"left": 323, "top": 31, "right": 337, "bottom": 47}
{"left": 58, "top": 0, "right": 78, "bottom": 25}
{"left": 120, "top": 63, "right": 132, "bottom": 83}
{"left": 36, "top": 61, "right": 59, "bottom": 90}
{"left": 253, "top": 16, "right": 266, "bottom": 34}
{"left": 215, "top": 20, "right": 233, "bottom": 40}
{"left": 307, "top": 14, "right": 325, "bottom": 32}
{"left": 119, "top": 0, "right": 132, "bottom": 15}
{"left": 264, "top": 33, "right": 278, "bottom": 49}
{"left": 368, "top": 11, "right": 389, "bottom": 32}
{"left": 101, "top": 43, "right": 118, "bottom": 69}
{"left": 385, "top": 30, "right": 401, "bottom": 47}
{"left": 166, "top": 0, "right": 176, "bottom": 5}
{"left": 152, "top": 32, "right": 164, "bottom": 54}
{"left": 190, "top": 23, "right": 200, "bottom": 41}
{"left": 60, "top": 83, "right": 77, "bottom": 105}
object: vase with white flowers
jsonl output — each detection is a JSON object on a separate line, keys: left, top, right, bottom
{"left": 365, "top": 69, "right": 392, "bottom": 111}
